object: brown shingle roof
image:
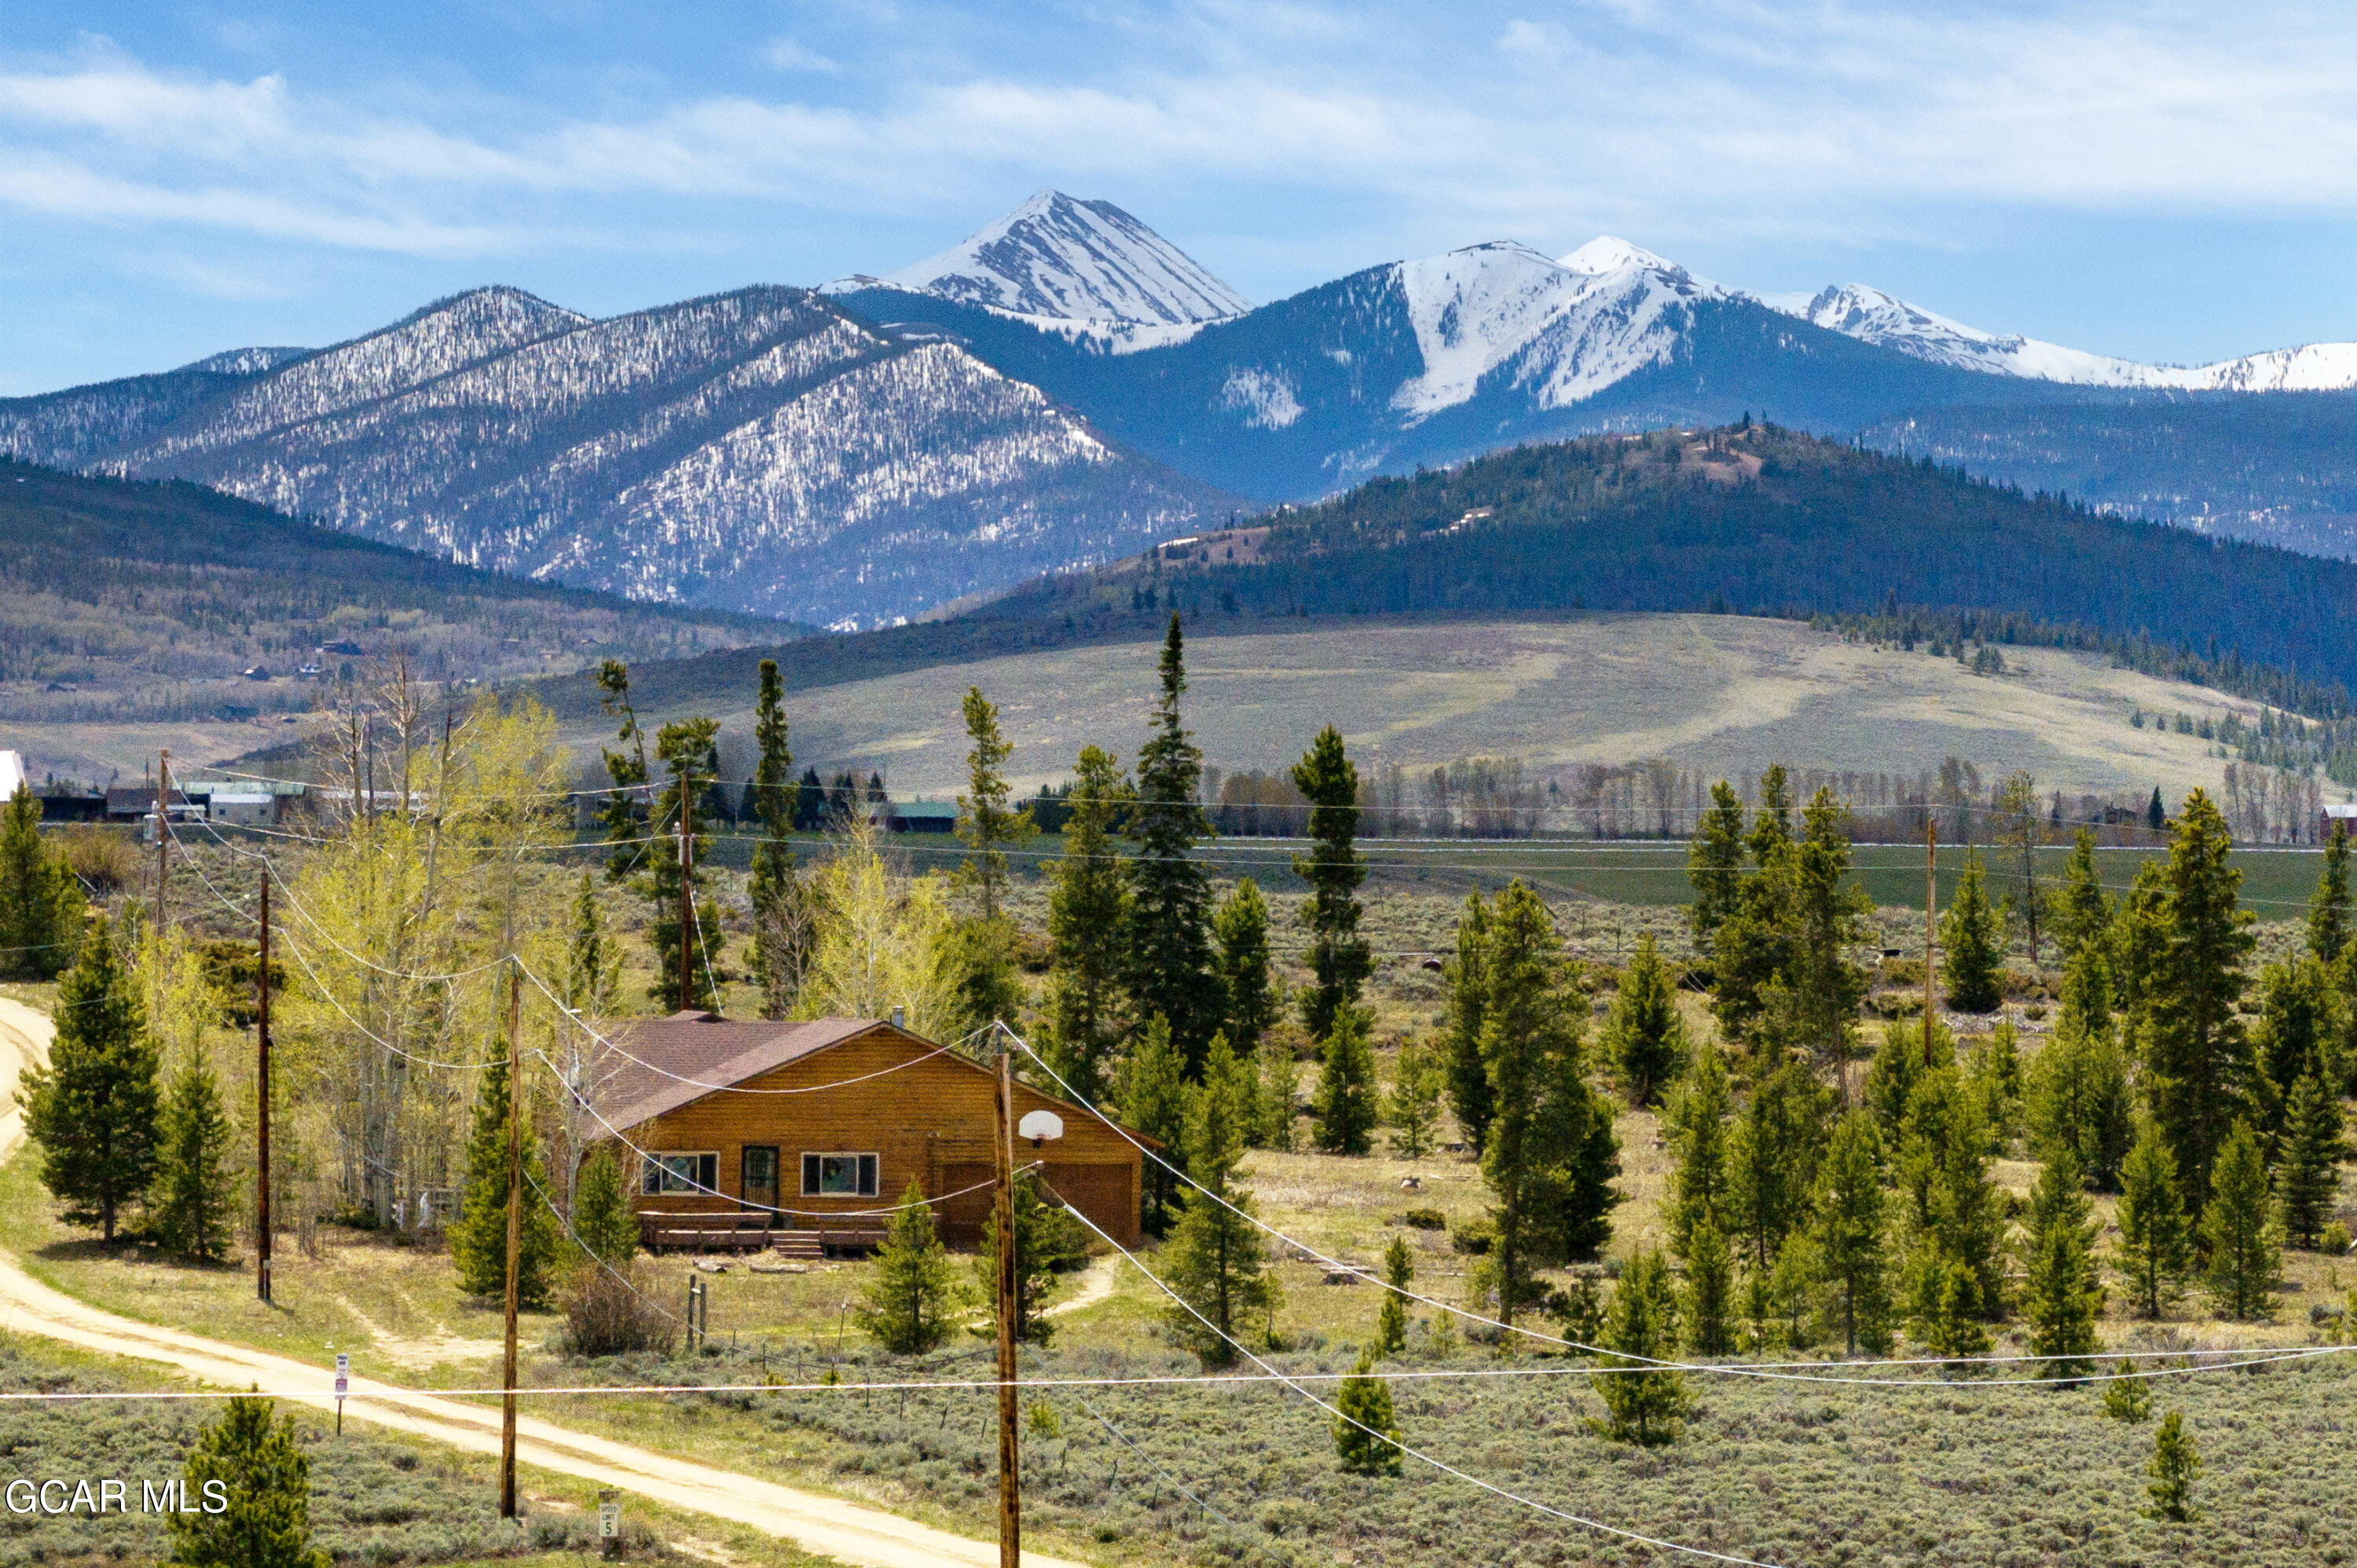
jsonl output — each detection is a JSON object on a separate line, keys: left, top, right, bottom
{"left": 592, "top": 1015, "right": 882, "bottom": 1133}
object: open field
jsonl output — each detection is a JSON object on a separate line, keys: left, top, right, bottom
{"left": 548, "top": 613, "right": 2297, "bottom": 805}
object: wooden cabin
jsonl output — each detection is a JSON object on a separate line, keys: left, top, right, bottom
{"left": 597, "top": 1013, "right": 1146, "bottom": 1251}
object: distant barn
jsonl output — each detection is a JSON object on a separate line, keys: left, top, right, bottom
{"left": 595, "top": 1013, "right": 1146, "bottom": 1253}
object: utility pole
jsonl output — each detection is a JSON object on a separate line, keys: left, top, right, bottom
{"left": 154, "top": 748, "right": 171, "bottom": 938}
{"left": 500, "top": 954, "right": 523, "bottom": 1519}
{"left": 994, "top": 1039, "right": 1021, "bottom": 1568}
{"left": 677, "top": 792, "right": 694, "bottom": 1013}
{"left": 256, "top": 866, "right": 273, "bottom": 1305}
{"left": 1923, "top": 819, "right": 1937, "bottom": 1065}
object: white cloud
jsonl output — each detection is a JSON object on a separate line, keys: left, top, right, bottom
{"left": 761, "top": 36, "right": 843, "bottom": 75}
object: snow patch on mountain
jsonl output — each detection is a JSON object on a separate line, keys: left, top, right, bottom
{"left": 1219, "top": 368, "right": 1303, "bottom": 430}
{"left": 1558, "top": 236, "right": 1681, "bottom": 277}
{"left": 823, "top": 190, "right": 1248, "bottom": 328}
{"left": 175, "top": 346, "right": 313, "bottom": 376}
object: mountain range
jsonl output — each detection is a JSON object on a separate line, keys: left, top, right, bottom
{"left": 6, "top": 189, "right": 2353, "bottom": 625}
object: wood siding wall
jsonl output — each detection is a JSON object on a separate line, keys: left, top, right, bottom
{"left": 617, "top": 1025, "right": 1142, "bottom": 1246}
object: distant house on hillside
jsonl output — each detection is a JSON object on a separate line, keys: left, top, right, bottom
{"left": 317, "top": 639, "right": 365, "bottom": 657}
{"left": 884, "top": 799, "right": 958, "bottom": 834}
{"left": 2322, "top": 803, "right": 2357, "bottom": 842}
{"left": 241, "top": 665, "right": 272, "bottom": 681}
{"left": 597, "top": 1012, "right": 1146, "bottom": 1251}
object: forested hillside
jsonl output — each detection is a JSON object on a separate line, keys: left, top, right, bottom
{"left": 0, "top": 460, "right": 779, "bottom": 726}
{"left": 999, "top": 423, "right": 2357, "bottom": 700}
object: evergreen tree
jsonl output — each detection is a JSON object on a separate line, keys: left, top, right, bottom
{"left": 1592, "top": 1248, "right": 1695, "bottom": 1446}
{"left": 1122, "top": 1017, "right": 1189, "bottom": 1234}
{"left": 593, "top": 660, "right": 652, "bottom": 881}
{"left": 746, "top": 658, "right": 808, "bottom": 1020}
{"left": 1560, "top": 1085, "right": 1624, "bottom": 1266}
{"left": 1258, "top": 1031, "right": 1297, "bottom": 1152}
{"left": 566, "top": 871, "right": 621, "bottom": 1019}
{"left": 2022, "top": 1216, "right": 2103, "bottom": 1380}
{"left": 167, "top": 1396, "right": 328, "bottom": 1568}
{"left": 1681, "top": 1217, "right": 1738, "bottom": 1356}
{"left": 975, "top": 1168, "right": 1088, "bottom": 1347}
{"left": 1127, "top": 615, "right": 1223, "bottom": 1073}
{"left": 1939, "top": 853, "right": 2005, "bottom": 1013}
{"left": 1213, "top": 877, "right": 1275, "bottom": 1061}
{"left": 2255, "top": 956, "right": 2339, "bottom": 1118}
{"left": 942, "top": 914, "right": 1023, "bottom": 1045}
{"left": 2144, "top": 790, "right": 2257, "bottom": 1213}
{"left": 1864, "top": 1017, "right": 1949, "bottom": 1150}
{"left": 449, "top": 1053, "right": 562, "bottom": 1307}
{"left": 2114, "top": 1121, "right": 2195, "bottom": 1318}
{"left": 1898, "top": 1068, "right": 2008, "bottom": 1327}
{"left": 1726, "top": 1057, "right": 1832, "bottom": 1272}
{"left": 1332, "top": 1350, "right": 1403, "bottom": 1475}
{"left": 1686, "top": 780, "right": 1746, "bottom": 954}
{"left": 645, "top": 716, "right": 724, "bottom": 1012}
{"left": 154, "top": 1049, "right": 236, "bottom": 1262}
{"left": 1810, "top": 1110, "right": 1894, "bottom": 1355}
{"left": 1043, "top": 746, "right": 1130, "bottom": 1105}
{"left": 1916, "top": 1258, "right": 1992, "bottom": 1365}
{"left": 859, "top": 1181, "right": 955, "bottom": 1354}
{"left": 2309, "top": 822, "right": 2352, "bottom": 963}
{"left": 1373, "top": 1233, "right": 1413, "bottom": 1356}
{"left": 0, "top": 784, "right": 83, "bottom": 981}
{"left": 2049, "top": 827, "right": 2113, "bottom": 965}
{"left": 20, "top": 915, "right": 159, "bottom": 1244}
{"left": 2025, "top": 991, "right": 2135, "bottom": 1190}
{"left": 1292, "top": 726, "right": 1371, "bottom": 1039}
{"left": 1786, "top": 789, "right": 1875, "bottom": 1079}
{"left": 1970, "top": 1020, "right": 2025, "bottom": 1149}
{"left": 1604, "top": 932, "right": 1689, "bottom": 1107}
{"left": 955, "top": 686, "right": 1034, "bottom": 921}
{"left": 1442, "top": 892, "right": 1495, "bottom": 1152}
{"left": 1313, "top": 1006, "right": 1380, "bottom": 1156}
{"left": 1662, "top": 1046, "right": 1733, "bottom": 1260}
{"left": 2145, "top": 1411, "right": 2200, "bottom": 1523}
{"left": 2276, "top": 1072, "right": 2347, "bottom": 1249}
{"left": 571, "top": 1149, "right": 639, "bottom": 1266}
{"left": 2102, "top": 1361, "right": 2153, "bottom": 1423}
{"left": 1164, "top": 1036, "right": 1279, "bottom": 1365}
{"left": 2146, "top": 787, "right": 2166, "bottom": 836}
{"left": 2200, "top": 1120, "right": 2280, "bottom": 1321}
{"left": 1382, "top": 1036, "right": 1445, "bottom": 1160}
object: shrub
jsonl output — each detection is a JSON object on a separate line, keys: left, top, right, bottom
{"left": 1395, "top": 1207, "right": 1446, "bottom": 1231}
{"left": 561, "top": 1260, "right": 675, "bottom": 1357}
{"left": 1449, "top": 1218, "right": 1494, "bottom": 1255}
{"left": 59, "top": 824, "right": 137, "bottom": 894}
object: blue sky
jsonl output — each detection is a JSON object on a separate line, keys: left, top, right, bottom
{"left": 6, "top": 1, "right": 2356, "bottom": 394}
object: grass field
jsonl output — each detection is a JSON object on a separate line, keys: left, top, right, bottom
{"left": 546, "top": 612, "right": 2297, "bottom": 806}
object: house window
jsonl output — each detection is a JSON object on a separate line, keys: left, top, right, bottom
{"left": 642, "top": 1152, "right": 719, "bottom": 1196}
{"left": 801, "top": 1152, "right": 879, "bottom": 1198}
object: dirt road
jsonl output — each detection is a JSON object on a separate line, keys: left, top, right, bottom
{"left": 0, "top": 999, "right": 1087, "bottom": 1568}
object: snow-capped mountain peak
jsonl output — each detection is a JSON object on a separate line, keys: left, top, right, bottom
{"left": 826, "top": 190, "right": 1250, "bottom": 328}
{"left": 1558, "top": 236, "right": 1681, "bottom": 277}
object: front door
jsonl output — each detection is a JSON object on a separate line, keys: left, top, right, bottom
{"left": 741, "top": 1145, "right": 779, "bottom": 1218}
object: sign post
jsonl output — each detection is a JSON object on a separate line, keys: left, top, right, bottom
{"left": 334, "top": 1353, "right": 349, "bottom": 1435}
{"left": 599, "top": 1491, "right": 621, "bottom": 1559}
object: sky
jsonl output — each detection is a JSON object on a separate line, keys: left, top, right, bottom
{"left": 6, "top": 0, "right": 2357, "bottom": 394}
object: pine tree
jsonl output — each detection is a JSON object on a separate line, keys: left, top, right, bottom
{"left": 1164, "top": 1036, "right": 1279, "bottom": 1365}
{"left": 1382, "top": 1036, "right": 1444, "bottom": 1159}
{"left": 1662, "top": 1046, "right": 1733, "bottom": 1260}
{"left": 2145, "top": 1410, "right": 2200, "bottom": 1522}
{"left": 1605, "top": 932, "right": 1689, "bottom": 1107}
{"left": 2027, "top": 946, "right": 2134, "bottom": 1189}
{"left": 2050, "top": 826, "right": 2113, "bottom": 965}
{"left": 1043, "top": 746, "right": 1130, "bottom": 1104}
{"left": 1686, "top": 780, "right": 1746, "bottom": 954}
{"left": 1811, "top": 1109, "right": 1893, "bottom": 1355}
{"left": 2022, "top": 1215, "right": 2102, "bottom": 1380}
{"left": 2102, "top": 1361, "right": 2153, "bottom": 1422}
{"left": 2200, "top": 1120, "right": 2280, "bottom": 1321}
{"left": 449, "top": 1053, "right": 562, "bottom": 1306}
{"left": 2309, "top": 821, "right": 2352, "bottom": 963}
{"left": 975, "top": 1168, "right": 1088, "bottom": 1346}
{"left": 942, "top": 914, "right": 1023, "bottom": 1045}
{"left": 2145, "top": 790, "right": 2257, "bottom": 1213}
{"left": 2115, "top": 1122, "right": 2195, "bottom": 1318}
{"left": 1727, "top": 1058, "right": 1832, "bottom": 1273}
{"left": 20, "top": 915, "right": 159, "bottom": 1244}
{"left": 0, "top": 784, "right": 82, "bottom": 982}
{"left": 154, "top": 1049, "right": 236, "bottom": 1262}
{"left": 1970, "top": 1020, "right": 2025, "bottom": 1149}
{"left": 859, "top": 1181, "right": 955, "bottom": 1354}
{"left": 1292, "top": 725, "right": 1371, "bottom": 1039}
{"left": 593, "top": 660, "right": 652, "bottom": 881}
{"left": 1373, "top": 1233, "right": 1412, "bottom": 1356}
{"left": 955, "top": 686, "right": 1034, "bottom": 921}
{"left": 1916, "top": 1258, "right": 1992, "bottom": 1365}
{"left": 1592, "top": 1248, "right": 1694, "bottom": 1446}
{"left": 2146, "top": 787, "right": 2167, "bottom": 836}
{"left": 645, "top": 716, "right": 724, "bottom": 1011}
{"left": 746, "top": 658, "right": 808, "bottom": 1020}
{"left": 1939, "top": 853, "right": 2005, "bottom": 1013}
{"left": 2255, "top": 956, "right": 2338, "bottom": 1118}
{"left": 1123, "top": 1017, "right": 1189, "bottom": 1235}
{"left": 2276, "top": 1072, "right": 2347, "bottom": 1249}
{"left": 167, "top": 1396, "right": 328, "bottom": 1568}
{"left": 1258, "top": 1030, "right": 1297, "bottom": 1152}
{"left": 1864, "top": 1017, "right": 1948, "bottom": 1150}
{"left": 1213, "top": 877, "right": 1275, "bottom": 1060}
{"left": 1332, "top": 1350, "right": 1403, "bottom": 1475}
{"left": 1442, "top": 892, "right": 1495, "bottom": 1152}
{"left": 1785, "top": 788, "right": 1875, "bottom": 1079}
{"left": 1312, "top": 1006, "right": 1380, "bottom": 1156}
{"left": 571, "top": 1148, "right": 639, "bottom": 1266}
{"left": 1127, "top": 615, "right": 1222, "bottom": 1073}
{"left": 1900, "top": 1066, "right": 2011, "bottom": 1324}
{"left": 1681, "top": 1217, "right": 1739, "bottom": 1355}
